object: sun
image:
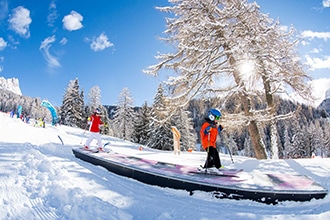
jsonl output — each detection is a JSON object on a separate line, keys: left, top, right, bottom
{"left": 238, "top": 59, "right": 255, "bottom": 78}
{"left": 237, "top": 58, "right": 263, "bottom": 91}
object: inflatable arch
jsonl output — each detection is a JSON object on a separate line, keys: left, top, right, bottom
{"left": 41, "top": 100, "right": 58, "bottom": 125}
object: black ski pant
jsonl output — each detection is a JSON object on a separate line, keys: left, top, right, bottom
{"left": 204, "top": 146, "right": 222, "bottom": 169}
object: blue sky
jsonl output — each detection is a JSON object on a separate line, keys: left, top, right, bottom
{"left": 0, "top": 0, "right": 329, "bottom": 107}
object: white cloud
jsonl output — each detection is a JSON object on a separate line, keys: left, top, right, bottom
{"left": 0, "top": 0, "right": 8, "bottom": 20}
{"left": 323, "top": 0, "right": 330, "bottom": 7}
{"left": 311, "top": 78, "right": 330, "bottom": 106}
{"left": 89, "top": 33, "right": 114, "bottom": 52}
{"left": 301, "top": 30, "right": 330, "bottom": 41}
{"left": 7, "top": 35, "right": 19, "bottom": 48}
{"left": 60, "top": 37, "right": 67, "bottom": 45}
{"left": 47, "top": 0, "right": 58, "bottom": 27}
{"left": 300, "top": 40, "right": 309, "bottom": 46}
{"left": 39, "top": 35, "right": 61, "bottom": 68}
{"left": 305, "top": 55, "right": 330, "bottom": 70}
{"left": 310, "top": 48, "right": 320, "bottom": 54}
{"left": 0, "top": 56, "right": 4, "bottom": 72}
{"left": 286, "top": 78, "right": 330, "bottom": 107}
{"left": 0, "top": 37, "right": 7, "bottom": 50}
{"left": 8, "top": 6, "right": 32, "bottom": 38}
{"left": 62, "top": 11, "right": 83, "bottom": 31}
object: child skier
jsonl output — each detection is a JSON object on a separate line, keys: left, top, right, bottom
{"left": 199, "top": 108, "right": 223, "bottom": 171}
{"left": 84, "top": 108, "right": 104, "bottom": 152}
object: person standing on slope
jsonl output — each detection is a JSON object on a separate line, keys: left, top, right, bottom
{"left": 199, "top": 108, "right": 223, "bottom": 170}
{"left": 171, "top": 126, "right": 181, "bottom": 155}
{"left": 84, "top": 108, "right": 104, "bottom": 152}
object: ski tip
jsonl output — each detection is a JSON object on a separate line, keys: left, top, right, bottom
{"left": 103, "top": 142, "right": 111, "bottom": 147}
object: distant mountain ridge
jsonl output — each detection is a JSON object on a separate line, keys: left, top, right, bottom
{"left": 0, "top": 77, "right": 22, "bottom": 96}
{"left": 318, "top": 98, "right": 330, "bottom": 117}
{"left": 318, "top": 88, "right": 330, "bottom": 117}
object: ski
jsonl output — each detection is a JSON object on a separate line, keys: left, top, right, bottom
{"left": 97, "top": 142, "right": 112, "bottom": 153}
{"left": 189, "top": 166, "right": 242, "bottom": 177}
{"left": 200, "top": 165, "right": 243, "bottom": 173}
{"left": 80, "top": 147, "right": 99, "bottom": 153}
{"left": 79, "top": 147, "right": 112, "bottom": 153}
{"left": 190, "top": 169, "right": 238, "bottom": 177}
{"left": 103, "top": 141, "right": 111, "bottom": 148}
{"left": 80, "top": 142, "right": 112, "bottom": 153}
{"left": 95, "top": 148, "right": 112, "bottom": 153}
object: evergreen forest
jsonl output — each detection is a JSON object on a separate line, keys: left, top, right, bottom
{"left": 1, "top": 79, "right": 329, "bottom": 159}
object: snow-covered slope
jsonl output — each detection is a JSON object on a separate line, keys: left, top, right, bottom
{"left": 0, "top": 112, "right": 329, "bottom": 220}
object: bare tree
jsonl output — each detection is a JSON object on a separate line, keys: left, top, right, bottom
{"left": 145, "top": 0, "right": 311, "bottom": 159}
{"left": 217, "top": 1, "right": 314, "bottom": 159}
{"left": 145, "top": 0, "right": 268, "bottom": 158}
{"left": 145, "top": 0, "right": 313, "bottom": 159}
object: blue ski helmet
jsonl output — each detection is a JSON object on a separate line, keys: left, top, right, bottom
{"left": 208, "top": 108, "right": 221, "bottom": 121}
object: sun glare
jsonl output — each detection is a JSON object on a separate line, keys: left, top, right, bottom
{"left": 237, "top": 59, "right": 263, "bottom": 91}
{"left": 238, "top": 59, "right": 255, "bottom": 78}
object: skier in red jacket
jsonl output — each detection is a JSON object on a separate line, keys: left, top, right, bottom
{"left": 199, "top": 108, "right": 223, "bottom": 170}
{"left": 84, "top": 108, "right": 104, "bottom": 151}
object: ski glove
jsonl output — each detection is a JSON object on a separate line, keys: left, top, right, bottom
{"left": 204, "top": 126, "right": 212, "bottom": 134}
{"left": 218, "top": 124, "right": 223, "bottom": 132}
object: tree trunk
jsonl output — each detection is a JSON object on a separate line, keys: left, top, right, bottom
{"left": 228, "top": 55, "right": 267, "bottom": 159}
{"left": 262, "top": 74, "right": 279, "bottom": 159}
{"left": 240, "top": 92, "right": 268, "bottom": 159}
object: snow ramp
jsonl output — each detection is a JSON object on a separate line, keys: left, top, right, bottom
{"left": 72, "top": 147, "right": 327, "bottom": 204}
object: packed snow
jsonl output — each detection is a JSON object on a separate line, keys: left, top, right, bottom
{"left": 0, "top": 112, "right": 329, "bottom": 220}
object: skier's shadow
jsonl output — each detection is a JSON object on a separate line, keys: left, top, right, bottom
{"left": 285, "top": 159, "right": 322, "bottom": 179}
{"left": 236, "top": 159, "right": 259, "bottom": 172}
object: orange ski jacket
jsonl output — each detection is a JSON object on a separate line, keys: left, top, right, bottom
{"left": 200, "top": 120, "right": 221, "bottom": 150}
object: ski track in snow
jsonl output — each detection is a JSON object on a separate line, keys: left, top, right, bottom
{"left": 30, "top": 197, "right": 60, "bottom": 220}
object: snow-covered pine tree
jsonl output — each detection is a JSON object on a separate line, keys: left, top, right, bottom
{"left": 0, "top": 90, "right": 52, "bottom": 122}
{"left": 170, "top": 107, "right": 196, "bottom": 151}
{"left": 305, "top": 122, "right": 321, "bottom": 158}
{"left": 99, "top": 106, "right": 110, "bottom": 135}
{"left": 132, "top": 101, "right": 151, "bottom": 145}
{"left": 147, "top": 84, "right": 173, "bottom": 150}
{"left": 243, "top": 136, "right": 254, "bottom": 158}
{"left": 321, "top": 120, "right": 330, "bottom": 157}
{"left": 28, "top": 98, "right": 44, "bottom": 120}
{"left": 113, "top": 87, "right": 135, "bottom": 141}
{"left": 60, "top": 78, "right": 84, "bottom": 127}
{"left": 78, "top": 90, "right": 85, "bottom": 128}
{"left": 85, "top": 85, "right": 110, "bottom": 134}
{"left": 224, "top": 133, "right": 239, "bottom": 156}
{"left": 282, "top": 124, "right": 293, "bottom": 159}
{"left": 87, "top": 86, "right": 102, "bottom": 112}
{"left": 288, "top": 115, "right": 308, "bottom": 158}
